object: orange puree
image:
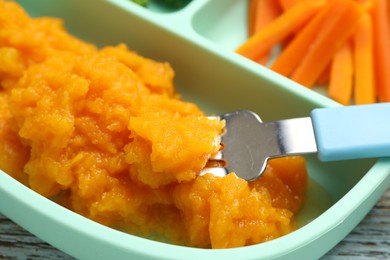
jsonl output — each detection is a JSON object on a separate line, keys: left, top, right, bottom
{"left": 0, "top": 0, "right": 308, "bottom": 249}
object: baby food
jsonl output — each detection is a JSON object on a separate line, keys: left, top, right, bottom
{"left": 0, "top": 0, "right": 307, "bottom": 248}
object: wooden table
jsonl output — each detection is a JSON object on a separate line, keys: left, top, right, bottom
{"left": 1, "top": 186, "right": 389, "bottom": 259}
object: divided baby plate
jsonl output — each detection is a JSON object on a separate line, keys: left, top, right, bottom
{"left": 1, "top": 0, "right": 389, "bottom": 259}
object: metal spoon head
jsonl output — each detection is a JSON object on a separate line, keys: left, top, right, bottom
{"left": 200, "top": 111, "right": 271, "bottom": 181}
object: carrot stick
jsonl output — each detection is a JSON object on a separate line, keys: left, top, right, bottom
{"left": 270, "top": 0, "right": 336, "bottom": 77}
{"left": 236, "top": 0, "right": 326, "bottom": 62}
{"left": 388, "top": 0, "right": 390, "bottom": 26}
{"left": 356, "top": 0, "right": 374, "bottom": 11}
{"left": 328, "top": 42, "right": 353, "bottom": 105}
{"left": 371, "top": 0, "right": 390, "bottom": 101}
{"left": 278, "top": 0, "right": 301, "bottom": 10}
{"left": 290, "top": 0, "right": 364, "bottom": 87}
{"left": 353, "top": 12, "right": 376, "bottom": 104}
{"left": 248, "top": 0, "right": 259, "bottom": 36}
{"left": 248, "top": 0, "right": 282, "bottom": 64}
{"left": 248, "top": 0, "right": 281, "bottom": 36}
{"left": 316, "top": 63, "right": 330, "bottom": 86}
{"left": 388, "top": 0, "right": 390, "bottom": 27}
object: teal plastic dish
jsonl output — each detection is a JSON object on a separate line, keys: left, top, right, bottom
{"left": 1, "top": 0, "right": 390, "bottom": 259}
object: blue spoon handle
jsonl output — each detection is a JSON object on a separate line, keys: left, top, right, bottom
{"left": 311, "top": 103, "right": 390, "bottom": 161}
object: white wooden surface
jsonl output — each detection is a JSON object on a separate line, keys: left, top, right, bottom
{"left": 0, "top": 186, "right": 389, "bottom": 259}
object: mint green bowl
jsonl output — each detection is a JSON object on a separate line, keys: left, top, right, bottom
{"left": 1, "top": 0, "right": 390, "bottom": 259}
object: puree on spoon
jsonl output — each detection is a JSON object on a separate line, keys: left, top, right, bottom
{"left": 0, "top": 0, "right": 307, "bottom": 249}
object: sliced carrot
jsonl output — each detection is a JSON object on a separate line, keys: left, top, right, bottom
{"left": 248, "top": 0, "right": 259, "bottom": 36}
{"left": 248, "top": 0, "right": 282, "bottom": 37}
{"left": 371, "top": 0, "right": 390, "bottom": 101}
{"left": 236, "top": 0, "right": 326, "bottom": 62}
{"left": 328, "top": 42, "right": 353, "bottom": 105}
{"left": 388, "top": 0, "right": 390, "bottom": 26}
{"left": 290, "top": 0, "right": 364, "bottom": 88}
{"left": 278, "top": 0, "right": 301, "bottom": 10}
{"left": 353, "top": 12, "right": 376, "bottom": 104}
{"left": 316, "top": 63, "right": 331, "bottom": 86}
{"left": 357, "top": 0, "right": 374, "bottom": 11}
{"left": 248, "top": 0, "right": 282, "bottom": 64}
{"left": 388, "top": 0, "right": 390, "bottom": 27}
{"left": 270, "top": 0, "right": 336, "bottom": 77}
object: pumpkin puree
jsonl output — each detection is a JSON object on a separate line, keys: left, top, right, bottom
{"left": 0, "top": 0, "right": 307, "bottom": 248}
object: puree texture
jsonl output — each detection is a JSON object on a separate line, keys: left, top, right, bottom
{"left": 0, "top": 0, "right": 307, "bottom": 248}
